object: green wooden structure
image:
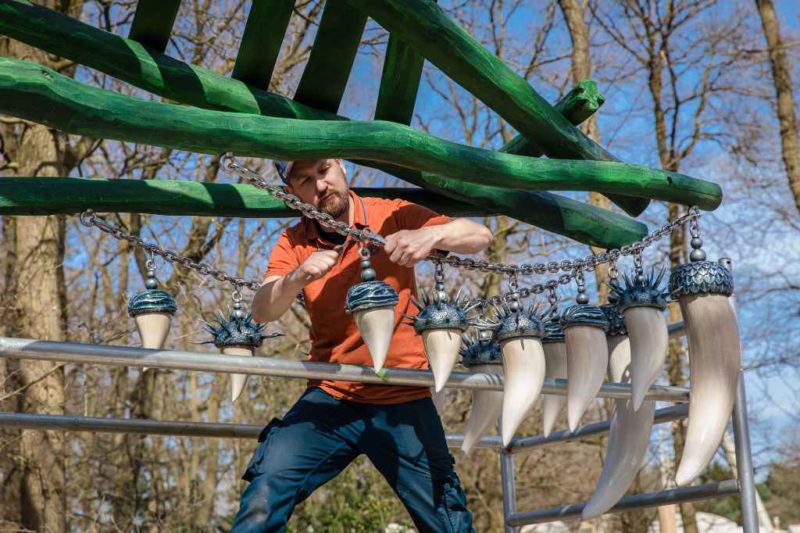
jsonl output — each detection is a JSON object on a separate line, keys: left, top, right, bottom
{"left": 0, "top": 0, "right": 723, "bottom": 248}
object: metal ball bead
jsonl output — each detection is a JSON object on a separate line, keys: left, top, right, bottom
{"left": 690, "top": 237, "right": 703, "bottom": 249}
{"left": 361, "top": 268, "right": 376, "bottom": 281}
{"left": 576, "top": 292, "right": 590, "bottom": 305}
{"left": 145, "top": 276, "right": 159, "bottom": 289}
{"left": 690, "top": 248, "right": 707, "bottom": 262}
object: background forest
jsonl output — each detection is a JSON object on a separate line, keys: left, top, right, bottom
{"left": 1, "top": 0, "right": 800, "bottom": 532}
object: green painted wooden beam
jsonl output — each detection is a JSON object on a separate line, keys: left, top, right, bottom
{"left": 0, "top": 1, "right": 643, "bottom": 230}
{"left": 345, "top": 0, "right": 649, "bottom": 216}
{"left": 0, "top": 178, "right": 489, "bottom": 218}
{"left": 0, "top": 59, "right": 722, "bottom": 210}
{"left": 374, "top": 34, "right": 425, "bottom": 125}
{"left": 232, "top": 0, "right": 296, "bottom": 88}
{"left": 293, "top": 0, "right": 367, "bottom": 113}
{"left": 128, "top": 0, "right": 182, "bottom": 53}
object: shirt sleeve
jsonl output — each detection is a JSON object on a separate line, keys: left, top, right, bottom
{"left": 263, "top": 231, "right": 300, "bottom": 281}
{"left": 392, "top": 199, "right": 452, "bottom": 231}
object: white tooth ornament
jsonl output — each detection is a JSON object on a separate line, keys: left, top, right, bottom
{"left": 541, "top": 317, "right": 567, "bottom": 437}
{"left": 203, "top": 299, "right": 283, "bottom": 403}
{"left": 608, "top": 267, "right": 669, "bottom": 410}
{"left": 494, "top": 302, "right": 546, "bottom": 446}
{"left": 459, "top": 329, "right": 504, "bottom": 456}
{"left": 127, "top": 262, "right": 176, "bottom": 372}
{"left": 668, "top": 234, "right": 740, "bottom": 486}
{"left": 345, "top": 247, "right": 399, "bottom": 372}
{"left": 404, "top": 273, "right": 477, "bottom": 392}
{"left": 582, "top": 301, "right": 655, "bottom": 519}
{"left": 562, "top": 293, "right": 610, "bottom": 432}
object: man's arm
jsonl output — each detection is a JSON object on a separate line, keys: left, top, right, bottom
{"left": 251, "top": 249, "right": 339, "bottom": 323}
{"left": 384, "top": 217, "right": 493, "bottom": 267}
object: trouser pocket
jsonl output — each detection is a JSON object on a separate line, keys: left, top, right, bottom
{"left": 434, "top": 470, "right": 474, "bottom": 533}
{"left": 242, "top": 417, "right": 282, "bottom": 482}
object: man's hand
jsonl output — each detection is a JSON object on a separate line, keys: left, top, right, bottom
{"left": 384, "top": 227, "right": 441, "bottom": 267}
{"left": 287, "top": 249, "right": 339, "bottom": 284}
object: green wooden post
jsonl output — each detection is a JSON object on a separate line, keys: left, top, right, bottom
{"left": 232, "top": 0, "right": 296, "bottom": 88}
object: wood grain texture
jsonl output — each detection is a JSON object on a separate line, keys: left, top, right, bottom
{"left": 346, "top": 0, "right": 649, "bottom": 216}
{"left": 293, "top": 0, "right": 367, "bottom": 112}
{"left": 0, "top": 178, "right": 491, "bottom": 217}
{"left": 128, "top": 0, "right": 182, "bottom": 53}
{"left": 374, "top": 35, "right": 425, "bottom": 125}
{"left": 232, "top": 0, "right": 296, "bottom": 88}
{"left": 0, "top": 59, "right": 722, "bottom": 209}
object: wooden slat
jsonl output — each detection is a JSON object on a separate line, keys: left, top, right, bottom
{"left": 0, "top": 179, "right": 491, "bottom": 218}
{"left": 293, "top": 0, "right": 367, "bottom": 113}
{"left": 374, "top": 34, "right": 424, "bottom": 125}
{"left": 232, "top": 0, "right": 295, "bottom": 88}
{"left": 128, "top": 0, "right": 182, "bottom": 53}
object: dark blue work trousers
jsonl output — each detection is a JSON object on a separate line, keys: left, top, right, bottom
{"left": 231, "top": 387, "right": 474, "bottom": 532}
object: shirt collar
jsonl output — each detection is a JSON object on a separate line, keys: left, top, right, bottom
{"left": 302, "top": 190, "right": 366, "bottom": 244}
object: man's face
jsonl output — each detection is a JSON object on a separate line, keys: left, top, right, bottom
{"left": 285, "top": 159, "right": 350, "bottom": 220}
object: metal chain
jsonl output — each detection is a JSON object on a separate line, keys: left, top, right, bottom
{"left": 78, "top": 210, "right": 261, "bottom": 292}
{"left": 221, "top": 154, "right": 701, "bottom": 278}
{"left": 77, "top": 153, "right": 704, "bottom": 304}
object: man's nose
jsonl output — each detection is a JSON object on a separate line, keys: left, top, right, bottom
{"left": 315, "top": 176, "right": 328, "bottom": 194}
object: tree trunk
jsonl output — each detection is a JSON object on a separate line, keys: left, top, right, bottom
{"left": 557, "top": 0, "right": 610, "bottom": 302}
{"left": 755, "top": 0, "right": 800, "bottom": 213}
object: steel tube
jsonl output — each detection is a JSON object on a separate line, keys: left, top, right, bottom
{"left": 0, "top": 337, "right": 690, "bottom": 401}
{"left": 733, "top": 371, "right": 759, "bottom": 533}
{"left": 668, "top": 320, "right": 685, "bottom": 338}
{"left": 0, "top": 411, "right": 504, "bottom": 450}
{"left": 506, "top": 480, "right": 740, "bottom": 527}
{"left": 501, "top": 450, "right": 518, "bottom": 533}
{"left": 507, "top": 404, "right": 688, "bottom": 454}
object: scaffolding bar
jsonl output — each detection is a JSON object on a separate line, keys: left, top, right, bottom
{"left": 0, "top": 338, "right": 690, "bottom": 402}
{"left": 501, "top": 450, "right": 519, "bottom": 533}
{"left": 506, "top": 480, "right": 740, "bottom": 527}
{"left": 507, "top": 404, "right": 688, "bottom": 453}
{"left": 733, "top": 371, "right": 759, "bottom": 532}
{"left": 0, "top": 411, "right": 505, "bottom": 450}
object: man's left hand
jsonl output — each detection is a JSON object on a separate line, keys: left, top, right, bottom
{"left": 384, "top": 227, "right": 441, "bottom": 267}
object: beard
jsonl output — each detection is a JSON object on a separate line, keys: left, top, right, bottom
{"left": 319, "top": 190, "right": 349, "bottom": 219}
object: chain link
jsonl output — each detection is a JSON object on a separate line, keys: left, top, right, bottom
{"left": 77, "top": 154, "right": 703, "bottom": 304}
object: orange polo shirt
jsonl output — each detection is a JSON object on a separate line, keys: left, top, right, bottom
{"left": 264, "top": 191, "right": 451, "bottom": 404}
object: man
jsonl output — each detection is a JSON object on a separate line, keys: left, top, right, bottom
{"left": 232, "top": 158, "right": 493, "bottom": 532}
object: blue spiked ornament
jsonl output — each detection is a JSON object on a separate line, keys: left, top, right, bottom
{"left": 405, "top": 262, "right": 479, "bottom": 391}
{"left": 345, "top": 247, "right": 398, "bottom": 372}
{"left": 608, "top": 266, "right": 669, "bottom": 409}
{"left": 493, "top": 298, "right": 547, "bottom": 446}
{"left": 460, "top": 328, "right": 504, "bottom": 456}
{"left": 203, "top": 296, "right": 283, "bottom": 402}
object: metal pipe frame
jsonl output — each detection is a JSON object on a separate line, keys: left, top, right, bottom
{"left": 506, "top": 480, "right": 741, "bottom": 527}
{"left": 733, "top": 370, "right": 759, "bottom": 533}
{"left": 0, "top": 337, "right": 690, "bottom": 402}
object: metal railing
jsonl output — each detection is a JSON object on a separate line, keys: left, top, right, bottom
{"left": 0, "top": 327, "right": 758, "bottom": 532}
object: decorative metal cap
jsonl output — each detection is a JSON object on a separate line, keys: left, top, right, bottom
{"left": 493, "top": 303, "right": 545, "bottom": 343}
{"left": 600, "top": 303, "right": 627, "bottom": 337}
{"left": 669, "top": 261, "right": 733, "bottom": 298}
{"left": 542, "top": 317, "right": 565, "bottom": 344}
{"left": 202, "top": 310, "right": 282, "bottom": 349}
{"left": 608, "top": 269, "right": 669, "bottom": 312}
{"left": 345, "top": 280, "right": 399, "bottom": 313}
{"left": 405, "top": 289, "right": 477, "bottom": 334}
{"left": 460, "top": 331, "right": 503, "bottom": 367}
{"left": 561, "top": 304, "right": 610, "bottom": 332}
{"left": 128, "top": 289, "right": 177, "bottom": 317}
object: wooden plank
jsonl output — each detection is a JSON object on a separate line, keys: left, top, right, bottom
{"left": 0, "top": 2, "right": 653, "bottom": 246}
{"left": 128, "top": 0, "right": 182, "bottom": 53}
{"left": 293, "top": 0, "right": 367, "bottom": 112}
{"left": 232, "top": 0, "right": 295, "bottom": 88}
{"left": 0, "top": 59, "right": 722, "bottom": 209}
{"left": 0, "top": 178, "right": 490, "bottom": 218}
{"left": 345, "top": 0, "right": 649, "bottom": 216}
{"left": 374, "top": 34, "right": 425, "bottom": 124}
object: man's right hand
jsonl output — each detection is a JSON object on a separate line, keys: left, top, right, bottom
{"left": 287, "top": 249, "right": 339, "bottom": 285}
